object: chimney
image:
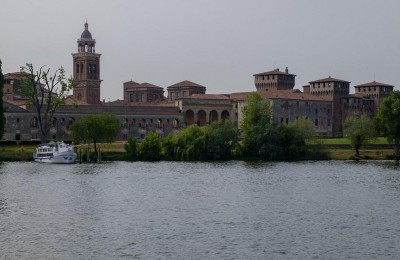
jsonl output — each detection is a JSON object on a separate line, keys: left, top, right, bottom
{"left": 285, "top": 67, "right": 288, "bottom": 74}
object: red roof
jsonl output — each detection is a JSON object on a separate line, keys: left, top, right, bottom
{"left": 137, "top": 82, "right": 162, "bottom": 89}
{"left": 180, "top": 94, "right": 230, "bottom": 100}
{"left": 253, "top": 68, "right": 296, "bottom": 77}
{"left": 259, "top": 89, "right": 327, "bottom": 101}
{"left": 103, "top": 99, "right": 175, "bottom": 107}
{"left": 229, "top": 92, "right": 253, "bottom": 101}
{"left": 354, "top": 81, "right": 394, "bottom": 88}
{"left": 229, "top": 90, "right": 327, "bottom": 102}
{"left": 4, "top": 72, "right": 23, "bottom": 80}
{"left": 309, "top": 76, "right": 350, "bottom": 84}
{"left": 124, "top": 80, "right": 140, "bottom": 85}
{"left": 167, "top": 80, "right": 206, "bottom": 89}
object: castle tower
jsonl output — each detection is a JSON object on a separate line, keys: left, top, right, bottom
{"left": 354, "top": 81, "right": 394, "bottom": 115}
{"left": 308, "top": 76, "right": 350, "bottom": 135}
{"left": 253, "top": 67, "right": 296, "bottom": 92}
{"left": 72, "top": 21, "right": 101, "bottom": 104}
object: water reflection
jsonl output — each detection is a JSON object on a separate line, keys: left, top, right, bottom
{"left": 0, "top": 161, "right": 399, "bottom": 259}
{"left": 0, "top": 198, "right": 8, "bottom": 215}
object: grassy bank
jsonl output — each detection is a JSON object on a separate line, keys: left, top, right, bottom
{"left": 0, "top": 141, "right": 397, "bottom": 161}
{"left": 0, "top": 145, "right": 35, "bottom": 161}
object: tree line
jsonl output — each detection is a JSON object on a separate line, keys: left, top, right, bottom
{"left": 2, "top": 63, "right": 400, "bottom": 161}
{"left": 75, "top": 93, "right": 320, "bottom": 161}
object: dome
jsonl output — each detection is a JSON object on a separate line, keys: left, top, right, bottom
{"left": 80, "top": 21, "right": 92, "bottom": 39}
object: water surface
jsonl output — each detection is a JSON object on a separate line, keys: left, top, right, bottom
{"left": 0, "top": 161, "right": 400, "bottom": 259}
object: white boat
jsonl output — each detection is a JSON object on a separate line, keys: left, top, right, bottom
{"left": 33, "top": 141, "right": 77, "bottom": 164}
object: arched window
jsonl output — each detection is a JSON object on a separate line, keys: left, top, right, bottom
{"left": 184, "top": 110, "right": 195, "bottom": 126}
{"left": 51, "top": 117, "right": 57, "bottom": 127}
{"left": 67, "top": 118, "right": 75, "bottom": 130}
{"left": 172, "top": 119, "right": 180, "bottom": 129}
{"left": 139, "top": 119, "right": 146, "bottom": 128}
{"left": 221, "top": 110, "right": 230, "bottom": 121}
{"left": 31, "top": 117, "right": 38, "bottom": 127}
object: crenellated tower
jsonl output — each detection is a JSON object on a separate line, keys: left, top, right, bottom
{"left": 72, "top": 21, "right": 101, "bottom": 104}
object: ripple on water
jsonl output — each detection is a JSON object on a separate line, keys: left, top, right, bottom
{"left": 0, "top": 161, "right": 399, "bottom": 259}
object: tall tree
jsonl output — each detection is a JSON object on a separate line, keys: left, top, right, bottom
{"left": 20, "top": 63, "right": 74, "bottom": 143}
{"left": 139, "top": 131, "right": 162, "bottom": 161}
{"left": 240, "top": 92, "right": 305, "bottom": 160}
{"left": 162, "top": 124, "right": 207, "bottom": 161}
{"left": 240, "top": 92, "right": 276, "bottom": 159}
{"left": 70, "top": 113, "right": 119, "bottom": 156}
{"left": 290, "top": 117, "right": 316, "bottom": 141}
{"left": 343, "top": 115, "right": 375, "bottom": 157}
{"left": 0, "top": 60, "right": 5, "bottom": 139}
{"left": 376, "top": 90, "right": 400, "bottom": 156}
{"left": 206, "top": 120, "right": 239, "bottom": 160}
{"left": 124, "top": 136, "right": 138, "bottom": 160}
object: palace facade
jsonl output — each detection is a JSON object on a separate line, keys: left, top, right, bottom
{"left": 2, "top": 23, "right": 395, "bottom": 141}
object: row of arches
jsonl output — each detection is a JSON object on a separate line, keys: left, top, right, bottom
{"left": 121, "top": 118, "right": 180, "bottom": 129}
{"left": 30, "top": 116, "right": 184, "bottom": 131}
{"left": 30, "top": 117, "right": 75, "bottom": 130}
{"left": 78, "top": 43, "right": 95, "bottom": 53}
{"left": 184, "top": 109, "right": 230, "bottom": 126}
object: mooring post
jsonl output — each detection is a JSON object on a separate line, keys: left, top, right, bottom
{"left": 87, "top": 146, "right": 90, "bottom": 162}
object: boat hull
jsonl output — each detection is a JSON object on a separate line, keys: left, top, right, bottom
{"left": 33, "top": 151, "right": 77, "bottom": 164}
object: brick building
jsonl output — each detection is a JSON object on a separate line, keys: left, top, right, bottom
{"left": 2, "top": 22, "right": 395, "bottom": 141}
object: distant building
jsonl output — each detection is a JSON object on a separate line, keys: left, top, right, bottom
{"left": 308, "top": 76, "right": 351, "bottom": 135}
{"left": 253, "top": 67, "right": 296, "bottom": 91}
{"left": 3, "top": 72, "right": 28, "bottom": 106}
{"left": 167, "top": 80, "right": 206, "bottom": 102}
{"left": 354, "top": 81, "right": 394, "bottom": 114}
{"left": 72, "top": 21, "right": 102, "bottom": 104}
{"left": 123, "top": 81, "right": 165, "bottom": 103}
{"left": 2, "top": 23, "right": 396, "bottom": 141}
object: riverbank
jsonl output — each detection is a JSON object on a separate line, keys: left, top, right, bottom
{"left": 0, "top": 142, "right": 396, "bottom": 161}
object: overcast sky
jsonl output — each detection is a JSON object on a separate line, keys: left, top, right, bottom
{"left": 1, "top": 0, "right": 399, "bottom": 101}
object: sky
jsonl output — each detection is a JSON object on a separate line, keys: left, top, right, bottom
{"left": 1, "top": 0, "right": 400, "bottom": 101}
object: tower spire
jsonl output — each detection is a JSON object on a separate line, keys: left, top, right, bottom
{"left": 73, "top": 22, "right": 102, "bottom": 104}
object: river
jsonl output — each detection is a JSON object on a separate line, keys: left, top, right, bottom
{"left": 0, "top": 161, "right": 400, "bottom": 259}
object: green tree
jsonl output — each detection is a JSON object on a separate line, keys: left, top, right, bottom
{"left": 124, "top": 136, "right": 138, "bottom": 160}
{"left": 162, "top": 124, "right": 207, "bottom": 161}
{"left": 0, "top": 60, "right": 5, "bottom": 139}
{"left": 241, "top": 92, "right": 305, "bottom": 160}
{"left": 344, "top": 115, "right": 376, "bottom": 158}
{"left": 206, "top": 120, "right": 239, "bottom": 160}
{"left": 140, "top": 131, "right": 161, "bottom": 161}
{"left": 70, "top": 113, "right": 119, "bottom": 156}
{"left": 162, "top": 133, "right": 179, "bottom": 160}
{"left": 290, "top": 117, "right": 316, "bottom": 141}
{"left": 178, "top": 125, "right": 207, "bottom": 161}
{"left": 241, "top": 92, "right": 275, "bottom": 158}
{"left": 376, "top": 90, "right": 400, "bottom": 156}
{"left": 20, "top": 63, "right": 75, "bottom": 143}
{"left": 280, "top": 124, "right": 306, "bottom": 160}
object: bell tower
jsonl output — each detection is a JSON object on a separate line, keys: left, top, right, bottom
{"left": 72, "top": 21, "right": 101, "bottom": 104}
